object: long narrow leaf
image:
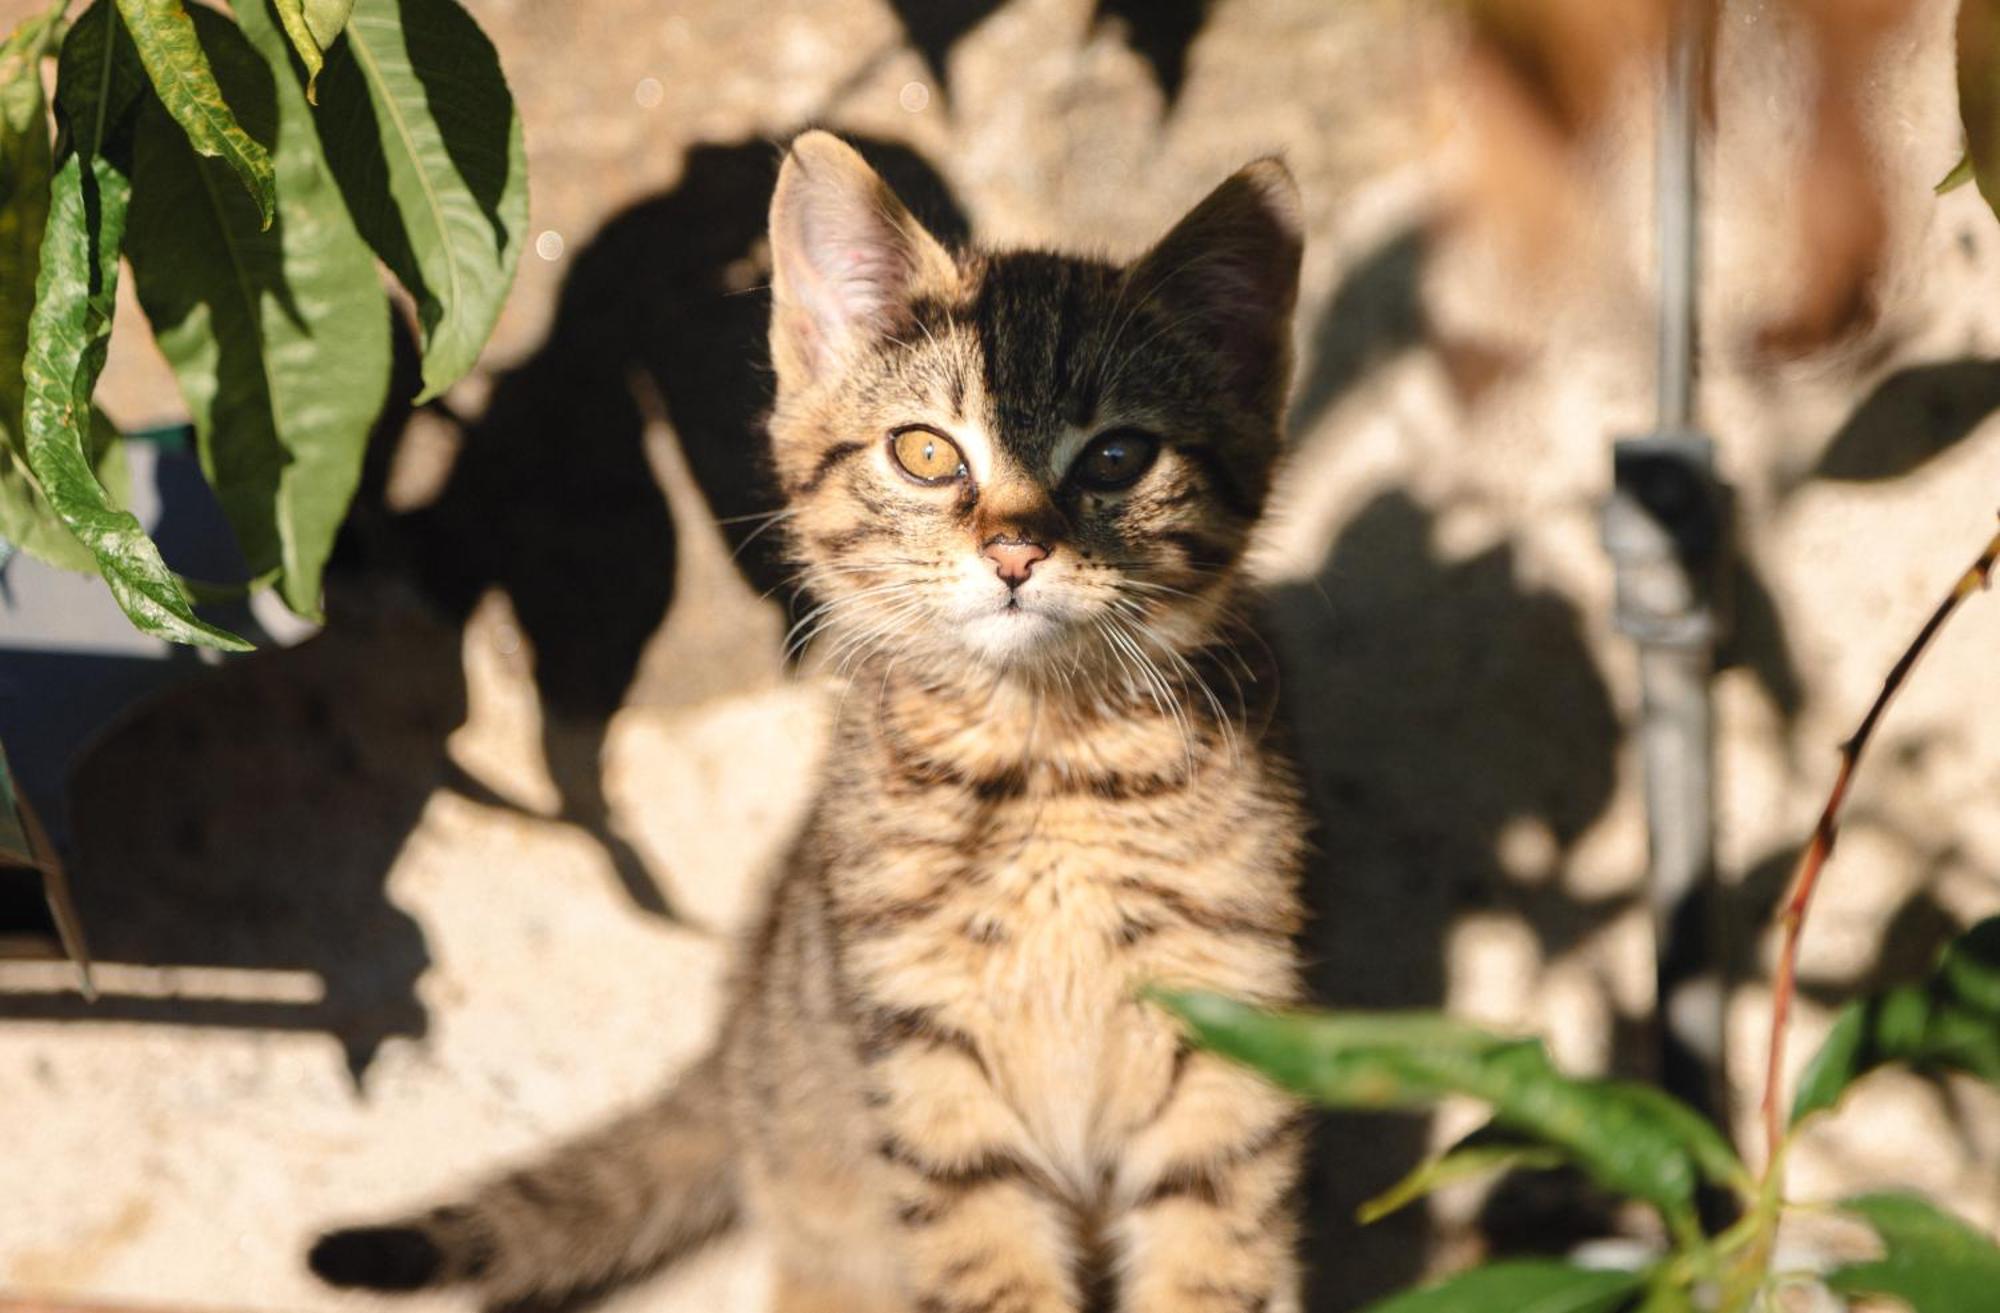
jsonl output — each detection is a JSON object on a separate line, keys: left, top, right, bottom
{"left": 1829, "top": 1193, "right": 2000, "bottom": 1312}
{"left": 124, "top": 0, "right": 388, "bottom": 619}
{"left": 303, "top": 0, "right": 354, "bottom": 47}
{"left": 1357, "top": 1260, "right": 1646, "bottom": 1313}
{"left": 1792, "top": 916, "right": 2000, "bottom": 1126}
{"left": 0, "top": 6, "right": 94, "bottom": 570}
{"left": 312, "top": 0, "right": 524, "bottom": 401}
{"left": 20, "top": 0, "right": 248, "bottom": 650}
{"left": 1155, "top": 991, "right": 1746, "bottom": 1219}
{"left": 0, "top": 740, "right": 94, "bottom": 996}
{"left": 270, "top": 0, "right": 324, "bottom": 98}
{"left": 114, "top": 0, "right": 275, "bottom": 225}
{"left": 1358, "top": 1127, "right": 1565, "bottom": 1225}
{"left": 1, "top": 8, "right": 59, "bottom": 432}
{"left": 0, "top": 733, "right": 32, "bottom": 866}
{"left": 2, "top": 409, "right": 130, "bottom": 570}
{"left": 1964, "top": 3, "right": 2000, "bottom": 226}
{"left": 271, "top": 0, "right": 352, "bottom": 101}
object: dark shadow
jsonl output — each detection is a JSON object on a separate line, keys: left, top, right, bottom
{"left": 1476, "top": 1166, "right": 1627, "bottom": 1257}
{"left": 405, "top": 0, "right": 520, "bottom": 256}
{"left": 1, "top": 136, "right": 965, "bottom": 1083}
{"left": 883, "top": 0, "right": 1009, "bottom": 93}
{"left": 885, "top": 0, "right": 1214, "bottom": 107}
{"left": 1091, "top": 0, "right": 1214, "bottom": 107}
{"left": 1267, "top": 489, "right": 1625, "bottom": 1307}
{"left": 1286, "top": 228, "right": 1428, "bottom": 438}
{"left": 0, "top": 580, "right": 455, "bottom": 1078}
{"left": 1717, "top": 551, "right": 1804, "bottom": 727}
{"left": 1812, "top": 358, "right": 2000, "bottom": 483}
{"left": 312, "top": 19, "right": 430, "bottom": 315}
{"left": 394, "top": 136, "right": 966, "bottom": 920}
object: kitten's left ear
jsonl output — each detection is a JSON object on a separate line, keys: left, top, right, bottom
{"left": 1129, "top": 159, "right": 1305, "bottom": 420}
{"left": 768, "top": 131, "right": 958, "bottom": 392}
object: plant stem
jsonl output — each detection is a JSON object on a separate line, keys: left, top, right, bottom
{"left": 1759, "top": 518, "right": 2000, "bottom": 1164}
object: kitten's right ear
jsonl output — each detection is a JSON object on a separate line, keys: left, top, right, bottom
{"left": 1128, "top": 159, "right": 1304, "bottom": 422}
{"left": 768, "top": 131, "right": 957, "bottom": 391}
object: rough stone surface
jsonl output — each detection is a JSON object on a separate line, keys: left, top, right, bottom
{"left": 5, "top": 0, "right": 2000, "bottom": 1309}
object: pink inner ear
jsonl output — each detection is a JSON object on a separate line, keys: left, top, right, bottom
{"left": 768, "top": 134, "right": 955, "bottom": 388}
{"left": 829, "top": 243, "right": 897, "bottom": 320}
{"left": 778, "top": 200, "right": 915, "bottom": 371}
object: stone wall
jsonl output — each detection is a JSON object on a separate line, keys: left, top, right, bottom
{"left": 4, "top": 0, "right": 2000, "bottom": 1308}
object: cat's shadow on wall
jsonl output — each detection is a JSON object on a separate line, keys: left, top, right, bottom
{"left": 0, "top": 137, "right": 964, "bottom": 1079}
{"left": 1268, "top": 487, "right": 1628, "bottom": 1307}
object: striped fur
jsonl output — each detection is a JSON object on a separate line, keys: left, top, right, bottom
{"left": 311, "top": 132, "right": 1309, "bottom": 1313}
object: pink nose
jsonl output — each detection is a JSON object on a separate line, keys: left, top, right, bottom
{"left": 983, "top": 537, "right": 1049, "bottom": 588}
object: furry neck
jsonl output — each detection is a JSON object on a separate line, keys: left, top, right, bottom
{"left": 831, "top": 628, "right": 1266, "bottom": 788}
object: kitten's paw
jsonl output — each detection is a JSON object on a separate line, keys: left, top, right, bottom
{"left": 308, "top": 1224, "right": 445, "bottom": 1291}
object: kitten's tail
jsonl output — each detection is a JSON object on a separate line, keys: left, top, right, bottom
{"left": 308, "top": 1054, "right": 737, "bottom": 1306}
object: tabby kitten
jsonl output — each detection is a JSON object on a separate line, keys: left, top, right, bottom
{"left": 311, "top": 130, "right": 1311, "bottom": 1313}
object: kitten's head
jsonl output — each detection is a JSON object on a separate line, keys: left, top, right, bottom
{"left": 766, "top": 131, "right": 1302, "bottom": 682}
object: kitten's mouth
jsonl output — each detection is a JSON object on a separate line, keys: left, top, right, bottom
{"left": 958, "top": 592, "right": 1068, "bottom": 663}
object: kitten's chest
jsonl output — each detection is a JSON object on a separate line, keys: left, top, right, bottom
{"left": 953, "top": 824, "right": 1171, "bottom": 1179}
{"left": 835, "top": 784, "right": 1298, "bottom": 1183}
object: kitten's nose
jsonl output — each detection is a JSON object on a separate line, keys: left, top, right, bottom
{"left": 983, "top": 536, "right": 1049, "bottom": 588}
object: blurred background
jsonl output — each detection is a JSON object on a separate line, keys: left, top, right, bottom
{"left": 5, "top": 0, "right": 2000, "bottom": 1308}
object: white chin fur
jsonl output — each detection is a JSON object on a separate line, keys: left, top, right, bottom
{"left": 958, "top": 604, "right": 1066, "bottom": 665}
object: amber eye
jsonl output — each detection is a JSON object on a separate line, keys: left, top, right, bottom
{"left": 888, "top": 426, "right": 968, "bottom": 485}
{"left": 1072, "top": 429, "right": 1161, "bottom": 492}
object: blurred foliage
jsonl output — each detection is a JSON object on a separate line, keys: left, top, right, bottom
{"left": 1157, "top": 524, "right": 2000, "bottom": 1310}
{"left": 1792, "top": 917, "right": 2000, "bottom": 1125}
{"left": 1160, "top": 917, "right": 2000, "bottom": 1310}
{"left": 0, "top": 0, "right": 524, "bottom": 647}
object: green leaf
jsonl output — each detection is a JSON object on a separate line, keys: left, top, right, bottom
{"left": 114, "top": 0, "right": 275, "bottom": 226}
{"left": 0, "top": 5, "right": 93, "bottom": 571}
{"left": 1, "top": 7, "right": 60, "bottom": 423}
{"left": 0, "top": 450, "right": 89, "bottom": 569}
{"left": 6, "top": 5, "right": 135, "bottom": 571}
{"left": 1940, "top": 918, "right": 2000, "bottom": 1015}
{"left": 54, "top": 0, "right": 149, "bottom": 147}
{"left": 20, "top": 0, "right": 248, "bottom": 650}
{"left": 1358, "top": 1125, "right": 1566, "bottom": 1225}
{"left": 270, "top": 0, "right": 352, "bottom": 102}
{"left": 0, "top": 734, "right": 33, "bottom": 867}
{"left": 312, "top": 0, "right": 524, "bottom": 401}
{"left": 1939, "top": 152, "right": 1975, "bottom": 194}
{"left": 0, "top": 735, "right": 94, "bottom": 995}
{"left": 270, "top": 1, "right": 323, "bottom": 99}
{"left": 1959, "top": 1, "right": 2000, "bottom": 229}
{"left": 1357, "top": 1260, "right": 1645, "bottom": 1313}
{"left": 1792, "top": 916, "right": 2000, "bottom": 1126}
{"left": 302, "top": 0, "right": 353, "bottom": 48}
{"left": 0, "top": 410, "right": 129, "bottom": 571}
{"left": 1626, "top": 1285, "right": 1696, "bottom": 1313}
{"left": 1153, "top": 991, "right": 1747, "bottom": 1220}
{"left": 124, "top": 0, "right": 388, "bottom": 619}
{"left": 1829, "top": 1193, "right": 2000, "bottom": 1312}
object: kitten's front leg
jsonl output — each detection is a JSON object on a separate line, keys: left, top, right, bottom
{"left": 866, "top": 1016, "right": 1084, "bottom": 1313}
{"left": 1112, "top": 1054, "right": 1306, "bottom": 1313}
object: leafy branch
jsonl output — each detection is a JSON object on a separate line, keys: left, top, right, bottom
{"left": 1761, "top": 520, "right": 2000, "bottom": 1163}
{"left": 0, "top": 0, "right": 525, "bottom": 647}
{"left": 1155, "top": 511, "right": 2000, "bottom": 1313}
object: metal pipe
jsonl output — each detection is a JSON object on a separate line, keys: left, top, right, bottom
{"left": 1657, "top": 0, "right": 1699, "bottom": 431}
{"left": 1604, "top": 0, "right": 1730, "bottom": 1130}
